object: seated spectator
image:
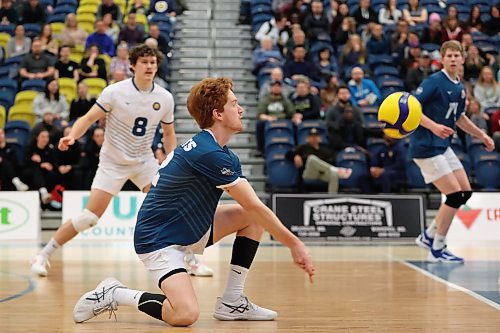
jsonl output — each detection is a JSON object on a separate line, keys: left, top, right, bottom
{"left": 405, "top": 50, "right": 435, "bottom": 92}
{"left": 19, "top": 38, "right": 55, "bottom": 82}
{"left": 330, "top": 2, "right": 349, "bottom": 37}
{"left": 302, "top": 0, "right": 329, "bottom": 42}
{"left": 110, "top": 42, "right": 133, "bottom": 80}
{"left": 149, "top": 0, "right": 178, "bottom": 21}
{"left": 401, "top": 44, "right": 422, "bottom": 78}
{"left": 80, "top": 44, "right": 108, "bottom": 81}
{"left": 403, "top": 0, "right": 427, "bottom": 26}
{"left": 491, "top": 109, "right": 500, "bottom": 153}
{"left": 22, "top": 129, "right": 58, "bottom": 204}
{"left": 118, "top": 13, "right": 145, "bottom": 48}
{"left": 256, "top": 80, "right": 296, "bottom": 153}
{"left": 463, "top": 5, "right": 483, "bottom": 33}
{"left": 378, "top": 0, "right": 402, "bottom": 26}
{"left": 445, "top": 5, "right": 459, "bottom": 21}
{"left": 283, "top": 28, "right": 308, "bottom": 60}
{"left": 283, "top": 45, "right": 322, "bottom": 86}
{"left": 320, "top": 74, "right": 340, "bottom": 110}
{"left": 461, "top": 33, "right": 473, "bottom": 53}
{"left": 54, "top": 45, "right": 79, "bottom": 81}
{"left": 289, "top": 76, "right": 322, "bottom": 124}
{"left": 287, "top": 0, "right": 307, "bottom": 25}
{"left": 369, "top": 134, "right": 406, "bottom": 193}
{"left": 252, "top": 36, "right": 284, "bottom": 76}
{"left": 0, "top": 128, "right": 28, "bottom": 191}
{"left": 316, "top": 47, "right": 338, "bottom": 83}
{"left": 110, "top": 69, "right": 126, "bottom": 83}
{"left": 39, "top": 24, "right": 58, "bottom": 59}
{"left": 97, "top": 0, "right": 122, "bottom": 24}
{"left": 290, "top": 128, "right": 352, "bottom": 193}
{"left": 339, "top": 34, "right": 366, "bottom": 72}
{"left": 366, "top": 24, "right": 390, "bottom": 55}
{"left": 0, "top": 0, "right": 18, "bottom": 25}
{"left": 56, "top": 126, "right": 83, "bottom": 190}
{"left": 144, "top": 23, "right": 170, "bottom": 56}
{"left": 85, "top": 20, "right": 115, "bottom": 57}
{"left": 83, "top": 127, "right": 104, "bottom": 188}
{"left": 255, "top": 11, "right": 290, "bottom": 50}
{"left": 59, "top": 14, "right": 88, "bottom": 48}
{"left": 483, "top": 5, "right": 499, "bottom": 36}
{"left": 31, "top": 111, "right": 62, "bottom": 145}
{"left": 102, "top": 12, "right": 119, "bottom": 44}
{"left": 348, "top": 67, "right": 381, "bottom": 107}
{"left": 7, "top": 24, "right": 31, "bottom": 57}
{"left": 352, "top": 0, "right": 378, "bottom": 27}
{"left": 421, "top": 13, "right": 443, "bottom": 45}
{"left": 69, "top": 82, "right": 96, "bottom": 121}
{"left": 33, "top": 79, "right": 69, "bottom": 123}
{"left": 474, "top": 66, "right": 500, "bottom": 111}
{"left": 463, "top": 45, "right": 485, "bottom": 82}
{"left": 441, "top": 17, "right": 463, "bottom": 43}
{"left": 334, "top": 16, "right": 356, "bottom": 46}
{"left": 129, "top": 0, "right": 147, "bottom": 15}
{"left": 21, "top": 0, "right": 45, "bottom": 25}
{"left": 259, "top": 67, "right": 294, "bottom": 100}
{"left": 390, "top": 19, "right": 409, "bottom": 55}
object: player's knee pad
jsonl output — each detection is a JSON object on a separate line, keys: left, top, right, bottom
{"left": 72, "top": 209, "right": 99, "bottom": 232}
{"left": 444, "top": 191, "right": 469, "bottom": 209}
{"left": 463, "top": 190, "right": 473, "bottom": 204}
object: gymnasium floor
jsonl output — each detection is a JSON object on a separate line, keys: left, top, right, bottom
{"left": 1, "top": 235, "right": 499, "bottom": 333}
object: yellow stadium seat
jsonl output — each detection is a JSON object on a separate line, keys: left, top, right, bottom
{"left": 50, "top": 22, "right": 65, "bottom": 36}
{"left": 0, "top": 32, "right": 11, "bottom": 56}
{"left": 0, "top": 105, "right": 5, "bottom": 128}
{"left": 14, "top": 90, "right": 38, "bottom": 107}
{"left": 77, "top": 13, "right": 96, "bottom": 25}
{"left": 82, "top": 78, "right": 108, "bottom": 98}
{"left": 58, "top": 78, "right": 77, "bottom": 103}
{"left": 78, "top": 21, "right": 95, "bottom": 34}
{"left": 123, "top": 13, "right": 147, "bottom": 26}
{"left": 8, "top": 105, "right": 37, "bottom": 128}
{"left": 79, "top": 0, "right": 100, "bottom": 6}
{"left": 69, "top": 53, "right": 83, "bottom": 64}
{"left": 77, "top": 4, "right": 98, "bottom": 15}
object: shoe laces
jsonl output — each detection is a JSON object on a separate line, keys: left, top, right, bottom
{"left": 241, "top": 296, "right": 257, "bottom": 311}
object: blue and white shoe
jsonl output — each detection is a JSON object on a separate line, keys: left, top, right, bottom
{"left": 415, "top": 230, "right": 434, "bottom": 250}
{"left": 428, "top": 246, "right": 464, "bottom": 263}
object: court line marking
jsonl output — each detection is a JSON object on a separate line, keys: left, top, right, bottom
{"left": 391, "top": 256, "right": 500, "bottom": 311}
{"left": 0, "top": 271, "right": 36, "bottom": 303}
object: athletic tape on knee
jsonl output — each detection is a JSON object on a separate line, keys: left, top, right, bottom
{"left": 72, "top": 209, "right": 99, "bottom": 232}
{"left": 444, "top": 191, "right": 467, "bottom": 209}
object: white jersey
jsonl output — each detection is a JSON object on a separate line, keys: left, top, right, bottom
{"left": 95, "top": 78, "right": 174, "bottom": 165}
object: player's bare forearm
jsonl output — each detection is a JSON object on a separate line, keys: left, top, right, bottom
{"left": 69, "top": 105, "right": 105, "bottom": 140}
{"left": 456, "top": 114, "right": 487, "bottom": 139}
{"left": 419, "top": 113, "right": 437, "bottom": 130}
{"left": 161, "top": 123, "right": 177, "bottom": 154}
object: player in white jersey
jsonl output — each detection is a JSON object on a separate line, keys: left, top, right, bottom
{"left": 30, "top": 44, "right": 211, "bottom": 277}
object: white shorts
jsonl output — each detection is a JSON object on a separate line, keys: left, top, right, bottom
{"left": 91, "top": 157, "right": 159, "bottom": 195}
{"left": 413, "top": 147, "right": 463, "bottom": 184}
{"left": 137, "top": 228, "right": 212, "bottom": 287}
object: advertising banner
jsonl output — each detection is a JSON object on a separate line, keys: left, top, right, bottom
{"left": 0, "top": 192, "right": 40, "bottom": 240}
{"left": 62, "top": 191, "right": 146, "bottom": 240}
{"left": 272, "top": 194, "right": 424, "bottom": 241}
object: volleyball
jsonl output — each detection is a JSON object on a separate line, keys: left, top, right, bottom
{"left": 377, "top": 92, "right": 422, "bottom": 139}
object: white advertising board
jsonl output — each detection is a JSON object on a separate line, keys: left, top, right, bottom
{"left": 0, "top": 191, "right": 40, "bottom": 240}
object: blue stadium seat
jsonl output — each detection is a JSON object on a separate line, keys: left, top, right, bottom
{"left": 4, "top": 120, "right": 31, "bottom": 164}
{"left": 446, "top": 0, "right": 466, "bottom": 5}
{"left": 360, "top": 106, "right": 378, "bottom": 114}
{"left": 367, "top": 137, "right": 386, "bottom": 156}
{"left": 367, "top": 54, "right": 394, "bottom": 70}
{"left": 53, "top": 6, "right": 76, "bottom": 15}
{"left": 376, "top": 75, "right": 404, "bottom": 90}
{"left": 47, "top": 13, "right": 67, "bottom": 23}
{"left": 296, "top": 120, "right": 328, "bottom": 145}
{"left": 252, "top": 13, "right": 273, "bottom": 32}
{"left": 466, "top": 136, "right": 486, "bottom": 163}
{"left": 454, "top": 150, "right": 472, "bottom": 176}
{"left": 0, "top": 91, "right": 14, "bottom": 110}
{"left": 23, "top": 23, "right": 42, "bottom": 38}
{"left": 336, "top": 148, "right": 369, "bottom": 189}
{"left": 0, "top": 78, "right": 17, "bottom": 104}
{"left": 3, "top": 55, "right": 23, "bottom": 67}
{"left": 0, "top": 24, "right": 15, "bottom": 36}
{"left": 266, "top": 153, "right": 299, "bottom": 189}
{"left": 476, "top": 42, "right": 498, "bottom": 55}
{"left": 57, "top": 0, "right": 78, "bottom": 6}
{"left": 21, "top": 79, "right": 46, "bottom": 92}
{"left": 264, "top": 136, "right": 295, "bottom": 156}
{"left": 382, "top": 87, "right": 400, "bottom": 99}
{"left": 421, "top": 43, "right": 440, "bottom": 52}
{"left": 373, "top": 65, "right": 399, "bottom": 78}
{"left": 426, "top": 5, "right": 445, "bottom": 16}
{"left": 264, "top": 119, "right": 294, "bottom": 140}
{"left": 0, "top": 66, "right": 10, "bottom": 79}
{"left": 251, "top": 0, "right": 272, "bottom": 5}
{"left": 251, "top": 3, "right": 272, "bottom": 17}
{"left": 363, "top": 113, "right": 383, "bottom": 129}
{"left": 474, "top": 153, "right": 500, "bottom": 189}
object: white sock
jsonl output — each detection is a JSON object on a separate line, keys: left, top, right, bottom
{"left": 222, "top": 264, "right": 249, "bottom": 302}
{"left": 39, "top": 238, "right": 60, "bottom": 259}
{"left": 432, "top": 234, "right": 446, "bottom": 251}
{"left": 113, "top": 288, "right": 144, "bottom": 308}
{"left": 425, "top": 220, "right": 437, "bottom": 238}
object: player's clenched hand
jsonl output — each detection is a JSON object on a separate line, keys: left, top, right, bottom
{"left": 290, "top": 242, "right": 315, "bottom": 283}
{"left": 58, "top": 136, "right": 75, "bottom": 151}
{"left": 481, "top": 134, "right": 495, "bottom": 152}
{"left": 432, "top": 124, "right": 454, "bottom": 139}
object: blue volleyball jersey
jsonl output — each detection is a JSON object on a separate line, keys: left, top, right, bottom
{"left": 134, "top": 130, "right": 243, "bottom": 254}
{"left": 409, "top": 70, "right": 466, "bottom": 158}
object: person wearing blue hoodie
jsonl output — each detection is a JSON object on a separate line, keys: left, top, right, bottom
{"left": 348, "top": 67, "right": 382, "bottom": 106}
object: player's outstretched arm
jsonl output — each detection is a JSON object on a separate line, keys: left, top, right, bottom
{"left": 226, "top": 180, "right": 315, "bottom": 282}
{"left": 456, "top": 114, "right": 495, "bottom": 152}
{"left": 58, "top": 105, "right": 106, "bottom": 151}
{"left": 419, "top": 113, "right": 455, "bottom": 139}
{"left": 161, "top": 122, "right": 177, "bottom": 154}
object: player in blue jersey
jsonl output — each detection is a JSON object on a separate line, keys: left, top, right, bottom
{"left": 411, "top": 41, "right": 495, "bottom": 263}
{"left": 73, "top": 77, "right": 315, "bottom": 326}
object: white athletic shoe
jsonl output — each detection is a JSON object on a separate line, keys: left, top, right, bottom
{"left": 185, "top": 254, "right": 213, "bottom": 277}
{"left": 73, "top": 277, "right": 126, "bottom": 323}
{"left": 213, "top": 295, "right": 277, "bottom": 321}
{"left": 31, "top": 254, "right": 50, "bottom": 277}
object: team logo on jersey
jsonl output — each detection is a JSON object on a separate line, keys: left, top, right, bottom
{"left": 416, "top": 87, "right": 423, "bottom": 95}
{"left": 152, "top": 102, "right": 161, "bottom": 111}
{"left": 221, "top": 168, "right": 235, "bottom": 176}
{"left": 461, "top": 89, "right": 466, "bottom": 99}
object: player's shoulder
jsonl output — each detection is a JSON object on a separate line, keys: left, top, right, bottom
{"left": 152, "top": 83, "right": 174, "bottom": 101}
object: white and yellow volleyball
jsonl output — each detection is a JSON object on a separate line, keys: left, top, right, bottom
{"left": 377, "top": 92, "right": 422, "bottom": 139}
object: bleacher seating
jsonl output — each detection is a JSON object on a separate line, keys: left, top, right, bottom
{"left": 336, "top": 148, "right": 369, "bottom": 190}
{"left": 474, "top": 153, "right": 500, "bottom": 190}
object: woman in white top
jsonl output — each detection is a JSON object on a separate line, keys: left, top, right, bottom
{"left": 379, "top": 0, "right": 402, "bottom": 25}
{"left": 33, "top": 79, "right": 69, "bottom": 123}
{"left": 403, "top": 0, "right": 428, "bottom": 26}
{"left": 59, "top": 13, "right": 88, "bottom": 48}
{"left": 474, "top": 66, "right": 500, "bottom": 111}
{"left": 7, "top": 24, "right": 31, "bottom": 57}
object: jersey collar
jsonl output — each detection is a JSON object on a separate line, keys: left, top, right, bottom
{"left": 131, "top": 77, "right": 155, "bottom": 93}
{"left": 203, "top": 129, "right": 218, "bottom": 144}
{"left": 440, "top": 69, "right": 460, "bottom": 84}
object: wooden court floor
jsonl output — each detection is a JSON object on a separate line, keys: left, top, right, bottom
{"left": 1, "top": 239, "right": 499, "bottom": 333}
